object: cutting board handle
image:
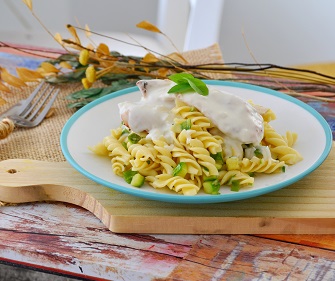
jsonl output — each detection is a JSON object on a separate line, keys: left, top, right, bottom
{"left": 0, "top": 159, "right": 100, "bottom": 205}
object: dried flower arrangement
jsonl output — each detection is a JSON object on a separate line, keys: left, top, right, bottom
{"left": 1, "top": 0, "right": 335, "bottom": 109}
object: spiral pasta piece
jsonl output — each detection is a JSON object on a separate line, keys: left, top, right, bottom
{"left": 153, "top": 139, "right": 176, "bottom": 174}
{"left": 270, "top": 146, "right": 303, "bottom": 165}
{"left": 188, "top": 175, "right": 202, "bottom": 188}
{"left": 240, "top": 157, "right": 285, "bottom": 174}
{"left": 263, "top": 122, "right": 288, "bottom": 147}
{"left": 127, "top": 142, "right": 157, "bottom": 162}
{"left": 261, "top": 109, "right": 276, "bottom": 123}
{"left": 89, "top": 142, "right": 109, "bottom": 156}
{"left": 187, "top": 139, "right": 219, "bottom": 176}
{"left": 178, "top": 129, "right": 222, "bottom": 155}
{"left": 172, "top": 100, "right": 214, "bottom": 131}
{"left": 219, "top": 170, "right": 254, "bottom": 187}
{"left": 283, "top": 131, "right": 298, "bottom": 147}
{"left": 103, "top": 135, "right": 131, "bottom": 176}
{"left": 147, "top": 174, "right": 200, "bottom": 195}
{"left": 127, "top": 142, "right": 160, "bottom": 176}
{"left": 111, "top": 127, "right": 123, "bottom": 139}
{"left": 172, "top": 147, "right": 202, "bottom": 176}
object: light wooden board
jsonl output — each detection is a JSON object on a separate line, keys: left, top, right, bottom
{"left": 0, "top": 142, "right": 334, "bottom": 234}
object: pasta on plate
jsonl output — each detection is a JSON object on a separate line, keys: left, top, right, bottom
{"left": 90, "top": 79, "right": 303, "bottom": 196}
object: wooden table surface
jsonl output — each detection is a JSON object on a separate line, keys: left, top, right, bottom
{"left": 2, "top": 201, "right": 335, "bottom": 280}
{"left": 1, "top": 49, "right": 335, "bottom": 280}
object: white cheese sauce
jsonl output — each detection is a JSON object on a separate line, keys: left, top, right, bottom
{"left": 118, "top": 79, "right": 264, "bottom": 146}
{"left": 118, "top": 80, "right": 176, "bottom": 142}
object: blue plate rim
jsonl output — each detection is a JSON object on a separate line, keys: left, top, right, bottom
{"left": 60, "top": 80, "right": 333, "bottom": 204}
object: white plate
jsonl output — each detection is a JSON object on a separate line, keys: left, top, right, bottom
{"left": 60, "top": 81, "right": 333, "bottom": 203}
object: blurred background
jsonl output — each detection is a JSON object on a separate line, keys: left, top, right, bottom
{"left": 1, "top": 0, "right": 335, "bottom": 66}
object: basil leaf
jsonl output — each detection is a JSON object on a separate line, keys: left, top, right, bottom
{"left": 186, "top": 77, "right": 209, "bottom": 96}
{"left": 168, "top": 72, "right": 209, "bottom": 96}
{"left": 168, "top": 83, "right": 193, "bottom": 94}
{"left": 168, "top": 73, "right": 194, "bottom": 84}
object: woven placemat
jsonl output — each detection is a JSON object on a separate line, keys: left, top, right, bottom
{"left": 0, "top": 44, "right": 226, "bottom": 162}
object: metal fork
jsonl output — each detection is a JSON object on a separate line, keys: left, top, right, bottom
{"left": 0, "top": 81, "right": 59, "bottom": 128}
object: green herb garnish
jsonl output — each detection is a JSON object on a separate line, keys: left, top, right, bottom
{"left": 203, "top": 179, "right": 221, "bottom": 195}
{"left": 121, "top": 126, "right": 130, "bottom": 135}
{"left": 231, "top": 180, "right": 240, "bottom": 192}
{"left": 254, "top": 148, "right": 263, "bottom": 158}
{"left": 172, "top": 162, "right": 188, "bottom": 177}
{"left": 128, "top": 133, "right": 141, "bottom": 144}
{"left": 210, "top": 152, "right": 223, "bottom": 162}
{"left": 168, "top": 73, "right": 209, "bottom": 96}
{"left": 180, "top": 119, "right": 192, "bottom": 130}
{"left": 123, "top": 170, "right": 138, "bottom": 184}
{"left": 121, "top": 141, "right": 128, "bottom": 150}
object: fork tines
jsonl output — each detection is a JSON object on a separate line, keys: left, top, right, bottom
{"left": 21, "top": 82, "right": 58, "bottom": 122}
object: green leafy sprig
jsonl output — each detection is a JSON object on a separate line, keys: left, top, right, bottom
{"left": 168, "top": 73, "right": 209, "bottom": 96}
{"left": 66, "top": 79, "right": 137, "bottom": 109}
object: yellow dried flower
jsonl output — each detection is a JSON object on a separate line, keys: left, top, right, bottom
{"left": 0, "top": 81, "right": 11, "bottom": 93}
{"left": 85, "top": 24, "right": 92, "bottom": 38}
{"left": 142, "top": 53, "right": 159, "bottom": 63}
{"left": 79, "top": 49, "right": 89, "bottom": 66}
{"left": 40, "top": 62, "right": 60, "bottom": 73}
{"left": 59, "top": 61, "right": 73, "bottom": 69}
{"left": 0, "top": 68, "right": 26, "bottom": 88}
{"left": 97, "top": 43, "right": 110, "bottom": 56}
{"left": 66, "top": 24, "right": 81, "bottom": 44}
{"left": 85, "top": 66, "right": 96, "bottom": 83}
{"left": 136, "top": 21, "right": 161, "bottom": 33}
{"left": 22, "top": 0, "right": 33, "bottom": 11}
{"left": 81, "top": 77, "right": 92, "bottom": 89}
{"left": 54, "top": 33, "right": 63, "bottom": 45}
{"left": 17, "top": 67, "right": 43, "bottom": 82}
{"left": 157, "top": 68, "right": 169, "bottom": 77}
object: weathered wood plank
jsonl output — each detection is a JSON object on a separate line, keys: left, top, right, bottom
{"left": 255, "top": 234, "right": 335, "bottom": 251}
{"left": 166, "top": 235, "right": 335, "bottom": 280}
{"left": 1, "top": 202, "right": 335, "bottom": 280}
{"left": 0, "top": 202, "right": 189, "bottom": 280}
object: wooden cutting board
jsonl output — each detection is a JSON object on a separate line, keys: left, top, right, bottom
{"left": 0, "top": 142, "right": 334, "bottom": 234}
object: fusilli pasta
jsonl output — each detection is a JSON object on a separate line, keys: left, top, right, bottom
{"left": 91, "top": 95, "right": 302, "bottom": 195}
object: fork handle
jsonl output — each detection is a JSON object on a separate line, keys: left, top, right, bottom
{"left": 0, "top": 117, "right": 15, "bottom": 139}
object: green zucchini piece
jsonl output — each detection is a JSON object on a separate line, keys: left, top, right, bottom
{"left": 215, "top": 162, "right": 223, "bottom": 171}
{"left": 211, "top": 152, "right": 224, "bottom": 170}
{"left": 230, "top": 180, "right": 240, "bottom": 192}
{"left": 171, "top": 119, "right": 192, "bottom": 133}
{"left": 172, "top": 162, "right": 188, "bottom": 177}
{"left": 254, "top": 148, "right": 263, "bottom": 158}
{"left": 123, "top": 170, "right": 138, "bottom": 184}
{"left": 203, "top": 180, "right": 220, "bottom": 195}
{"left": 180, "top": 119, "right": 192, "bottom": 130}
{"left": 130, "top": 173, "right": 145, "bottom": 187}
{"left": 203, "top": 175, "right": 218, "bottom": 182}
{"left": 226, "top": 157, "right": 240, "bottom": 171}
{"left": 128, "top": 133, "right": 141, "bottom": 144}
